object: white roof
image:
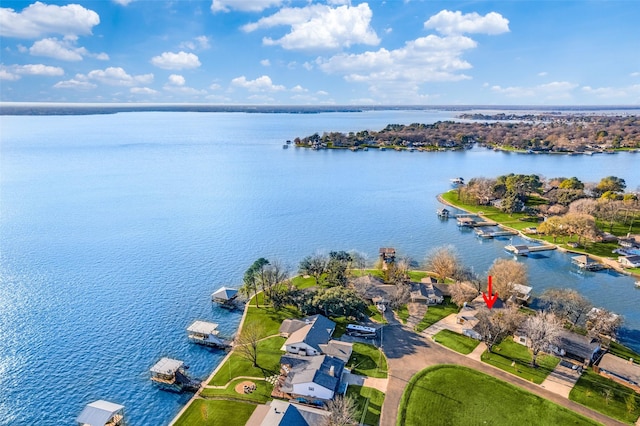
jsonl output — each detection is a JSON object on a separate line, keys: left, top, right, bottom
{"left": 76, "top": 400, "right": 124, "bottom": 426}
{"left": 512, "top": 283, "right": 532, "bottom": 294}
{"left": 212, "top": 287, "right": 238, "bottom": 300}
{"left": 187, "top": 320, "right": 219, "bottom": 335}
{"left": 150, "top": 357, "right": 183, "bottom": 375}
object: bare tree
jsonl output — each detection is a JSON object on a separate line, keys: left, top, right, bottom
{"left": 235, "top": 322, "right": 265, "bottom": 367}
{"left": 475, "top": 306, "right": 525, "bottom": 353}
{"left": 425, "top": 245, "right": 460, "bottom": 283}
{"left": 539, "top": 288, "right": 593, "bottom": 328}
{"left": 487, "top": 258, "right": 528, "bottom": 300}
{"left": 586, "top": 308, "right": 623, "bottom": 343}
{"left": 322, "top": 395, "right": 358, "bottom": 426}
{"left": 261, "top": 259, "right": 290, "bottom": 302}
{"left": 299, "top": 253, "right": 328, "bottom": 285}
{"left": 390, "top": 282, "right": 411, "bottom": 309}
{"left": 523, "top": 311, "right": 563, "bottom": 367}
{"left": 348, "top": 250, "right": 368, "bottom": 275}
{"left": 449, "top": 282, "right": 478, "bottom": 308}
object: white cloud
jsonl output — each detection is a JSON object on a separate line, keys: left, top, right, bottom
{"left": 291, "top": 85, "right": 307, "bottom": 93}
{"left": 130, "top": 87, "right": 158, "bottom": 95}
{"left": 168, "top": 74, "right": 185, "bottom": 86}
{"left": 113, "top": 0, "right": 135, "bottom": 5}
{"left": 630, "top": 72, "right": 640, "bottom": 78}
{"left": 243, "top": 4, "right": 380, "bottom": 50}
{"left": 0, "top": 63, "right": 64, "bottom": 80}
{"left": 211, "top": 0, "right": 284, "bottom": 13}
{"left": 209, "top": 83, "right": 221, "bottom": 90}
{"left": 231, "top": 75, "right": 285, "bottom": 92}
{"left": 29, "top": 37, "right": 109, "bottom": 61}
{"left": 316, "top": 90, "right": 329, "bottom": 96}
{"left": 179, "top": 36, "right": 210, "bottom": 51}
{"left": 71, "top": 67, "right": 153, "bottom": 86}
{"left": 0, "top": 2, "right": 100, "bottom": 38}
{"left": 582, "top": 85, "right": 640, "bottom": 99}
{"left": 54, "top": 78, "right": 96, "bottom": 90}
{"left": 538, "top": 71, "right": 548, "bottom": 77}
{"left": 491, "top": 81, "right": 578, "bottom": 98}
{"left": 260, "top": 59, "right": 271, "bottom": 67}
{"left": 424, "top": 10, "right": 509, "bottom": 35}
{"left": 151, "top": 51, "right": 201, "bottom": 70}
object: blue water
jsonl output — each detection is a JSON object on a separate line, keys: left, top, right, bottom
{"left": 1, "top": 110, "right": 639, "bottom": 425}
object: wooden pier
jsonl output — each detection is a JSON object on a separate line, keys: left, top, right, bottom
{"left": 456, "top": 216, "right": 497, "bottom": 227}
{"left": 476, "top": 229, "right": 518, "bottom": 239}
{"left": 505, "top": 244, "right": 556, "bottom": 256}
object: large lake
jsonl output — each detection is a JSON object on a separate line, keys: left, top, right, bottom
{"left": 1, "top": 110, "right": 639, "bottom": 425}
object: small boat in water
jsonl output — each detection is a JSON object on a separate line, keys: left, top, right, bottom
{"left": 635, "top": 281, "right": 640, "bottom": 288}
{"left": 450, "top": 177, "right": 464, "bottom": 186}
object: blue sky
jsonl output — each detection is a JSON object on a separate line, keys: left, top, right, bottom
{"left": 1, "top": 0, "right": 639, "bottom": 105}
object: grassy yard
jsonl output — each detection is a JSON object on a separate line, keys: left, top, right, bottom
{"left": 346, "top": 385, "right": 385, "bottom": 426}
{"left": 173, "top": 399, "right": 257, "bottom": 426}
{"left": 432, "top": 329, "right": 480, "bottom": 355}
{"left": 291, "top": 275, "right": 317, "bottom": 289}
{"left": 347, "top": 342, "right": 388, "bottom": 378}
{"left": 397, "top": 365, "right": 600, "bottom": 426}
{"left": 407, "top": 270, "right": 429, "bottom": 281}
{"left": 242, "top": 305, "right": 302, "bottom": 338}
{"left": 394, "top": 304, "right": 409, "bottom": 324}
{"left": 350, "top": 269, "right": 385, "bottom": 280}
{"left": 480, "top": 337, "right": 559, "bottom": 384}
{"left": 209, "top": 336, "right": 285, "bottom": 386}
{"left": 608, "top": 341, "right": 640, "bottom": 365}
{"left": 569, "top": 369, "right": 640, "bottom": 424}
{"left": 200, "top": 378, "right": 273, "bottom": 403}
{"left": 367, "top": 305, "right": 387, "bottom": 323}
{"left": 414, "top": 297, "right": 459, "bottom": 332}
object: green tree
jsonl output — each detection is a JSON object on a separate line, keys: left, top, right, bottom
{"left": 298, "top": 253, "right": 328, "bottom": 285}
{"left": 312, "top": 287, "right": 366, "bottom": 319}
{"left": 559, "top": 176, "right": 585, "bottom": 190}
{"left": 596, "top": 176, "right": 626, "bottom": 195}
{"left": 325, "top": 251, "right": 352, "bottom": 287}
{"left": 241, "top": 258, "right": 269, "bottom": 307}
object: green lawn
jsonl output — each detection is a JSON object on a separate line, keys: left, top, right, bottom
{"left": 432, "top": 329, "right": 480, "bottom": 355}
{"left": 407, "top": 270, "right": 429, "bottom": 281}
{"left": 209, "top": 337, "right": 285, "bottom": 386}
{"left": 173, "top": 399, "right": 257, "bottom": 426}
{"left": 200, "top": 378, "right": 273, "bottom": 403}
{"left": 569, "top": 369, "right": 640, "bottom": 424}
{"left": 367, "top": 305, "right": 387, "bottom": 323}
{"left": 242, "top": 305, "right": 302, "bottom": 338}
{"left": 346, "top": 385, "right": 385, "bottom": 426}
{"left": 347, "top": 342, "right": 388, "bottom": 378}
{"left": 608, "top": 342, "right": 640, "bottom": 365}
{"left": 291, "top": 275, "right": 318, "bottom": 289}
{"left": 481, "top": 337, "right": 559, "bottom": 384}
{"left": 414, "top": 297, "right": 459, "bottom": 332}
{"left": 394, "top": 304, "right": 409, "bottom": 324}
{"left": 397, "top": 365, "right": 600, "bottom": 426}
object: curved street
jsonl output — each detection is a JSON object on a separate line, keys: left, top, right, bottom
{"left": 379, "top": 314, "right": 627, "bottom": 426}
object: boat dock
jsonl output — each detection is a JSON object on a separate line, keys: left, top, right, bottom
{"left": 456, "top": 216, "right": 497, "bottom": 227}
{"left": 150, "top": 357, "right": 201, "bottom": 393}
{"left": 186, "top": 320, "right": 231, "bottom": 349}
{"left": 476, "top": 229, "right": 518, "bottom": 239}
{"left": 505, "top": 244, "right": 556, "bottom": 256}
{"left": 571, "top": 255, "right": 605, "bottom": 271}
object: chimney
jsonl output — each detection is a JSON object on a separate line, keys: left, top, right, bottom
{"left": 630, "top": 358, "right": 634, "bottom": 364}
{"left": 329, "top": 365, "right": 335, "bottom": 377}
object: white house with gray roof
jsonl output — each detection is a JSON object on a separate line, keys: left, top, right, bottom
{"left": 279, "top": 353, "right": 346, "bottom": 400}
{"left": 280, "top": 315, "right": 336, "bottom": 357}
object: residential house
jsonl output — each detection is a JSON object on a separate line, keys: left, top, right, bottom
{"left": 280, "top": 315, "right": 336, "bottom": 357}
{"left": 279, "top": 354, "right": 346, "bottom": 400}
{"left": 594, "top": 354, "right": 640, "bottom": 393}
{"left": 456, "top": 295, "right": 505, "bottom": 340}
{"left": 551, "top": 330, "right": 602, "bottom": 366}
{"left": 410, "top": 279, "right": 444, "bottom": 305}
{"left": 246, "top": 400, "right": 329, "bottom": 426}
{"left": 618, "top": 235, "right": 640, "bottom": 250}
{"left": 508, "top": 283, "right": 532, "bottom": 305}
{"left": 618, "top": 255, "right": 640, "bottom": 268}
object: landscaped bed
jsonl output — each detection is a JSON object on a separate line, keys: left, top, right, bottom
{"left": 481, "top": 337, "right": 559, "bottom": 384}
{"left": 346, "top": 385, "right": 385, "bottom": 426}
{"left": 414, "top": 297, "right": 458, "bottom": 332}
{"left": 432, "top": 329, "right": 480, "bottom": 355}
{"left": 397, "top": 365, "right": 600, "bottom": 426}
{"left": 200, "top": 378, "right": 273, "bottom": 403}
{"left": 347, "top": 342, "right": 388, "bottom": 378}
{"left": 569, "top": 369, "right": 640, "bottom": 424}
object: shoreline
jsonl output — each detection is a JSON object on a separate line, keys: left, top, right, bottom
{"left": 436, "top": 193, "right": 640, "bottom": 279}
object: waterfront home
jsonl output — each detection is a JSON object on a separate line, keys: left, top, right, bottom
{"left": 149, "top": 357, "right": 200, "bottom": 392}
{"left": 411, "top": 279, "right": 444, "bottom": 305}
{"left": 278, "top": 353, "right": 346, "bottom": 400}
{"left": 515, "top": 328, "right": 601, "bottom": 366}
{"left": 618, "top": 254, "right": 640, "bottom": 268}
{"left": 246, "top": 399, "right": 329, "bottom": 426}
{"left": 594, "top": 354, "right": 640, "bottom": 393}
{"left": 456, "top": 295, "right": 505, "bottom": 340}
{"left": 618, "top": 235, "right": 640, "bottom": 250}
{"left": 280, "top": 315, "right": 336, "bottom": 356}
{"left": 76, "top": 400, "right": 124, "bottom": 426}
{"left": 186, "top": 320, "right": 230, "bottom": 348}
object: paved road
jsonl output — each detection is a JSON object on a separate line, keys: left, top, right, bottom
{"left": 379, "top": 321, "right": 627, "bottom": 426}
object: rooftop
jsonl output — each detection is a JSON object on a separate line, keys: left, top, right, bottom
{"left": 150, "top": 357, "right": 183, "bottom": 376}
{"left": 187, "top": 320, "right": 219, "bottom": 335}
{"left": 211, "top": 287, "right": 238, "bottom": 301}
{"left": 76, "top": 400, "right": 124, "bottom": 426}
{"left": 598, "top": 353, "right": 640, "bottom": 385}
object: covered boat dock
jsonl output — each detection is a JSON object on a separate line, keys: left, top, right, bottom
{"left": 76, "top": 400, "right": 125, "bottom": 426}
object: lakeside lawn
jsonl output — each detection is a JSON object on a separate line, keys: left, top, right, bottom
{"left": 291, "top": 275, "right": 317, "bottom": 289}
{"left": 432, "top": 329, "right": 480, "bottom": 355}
{"left": 609, "top": 341, "right": 640, "bottom": 365}
{"left": 200, "top": 378, "right": 274, "bottom": 403}
{"left": 346, "top": 385, "right": 385, "bottom": 426}
{"left": 347, "top": 342, "right": 388, "bottom": 378}
{"left": 173, "top": 399, "right": 256, "bottom": 426}
{"left": 480, "top": 337, "right": 559, "bottom": 384}
{"left": 397, "top": 365, "right": 600, "bottom": 426}
{"left": 242, "top": 305, "right": 302, "bottom": 338}
{"left": 208, "top": 336, "right": 285, "bottom": 386}
{"left": 569, "top": 369, "right": 640, "bottom": 424}
{"left": 415, "top": 297, "right": 459, "bottom": 332}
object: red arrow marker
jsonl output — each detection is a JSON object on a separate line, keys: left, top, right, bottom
{"left": 482, "top": 275, "right": 499, "bottom": 309}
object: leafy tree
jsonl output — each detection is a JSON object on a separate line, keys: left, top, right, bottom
{"left": 325, "top": 251, "right": 353, "bottom": 287}
{"left": 559, "top": 177, "right": 584, "bottom": 190}
{"left": 312, "top": 287, "right": 366, "bottom": 319}
{"left": 240, "top": 259, "right": 268, "bottom": 307}
{"left": 522, "top": 311, "right": 563, "bottom": 367}
{"left": 487, "top": 258, "right": 528, "bottom": 300}
{"left": 537, "top": 216, "right": 568, "bottom": 243}
{"left": 596, "top": 176, "right": 626, "bottom": 195}
{"left": 298, "top": 253, "right": 328, "bottom": 285}
{"left": 425, "top": 245, "right": 460, "bottom": 283}
{"left": 500, "top": 191, "right": 525, "bottom": 215}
